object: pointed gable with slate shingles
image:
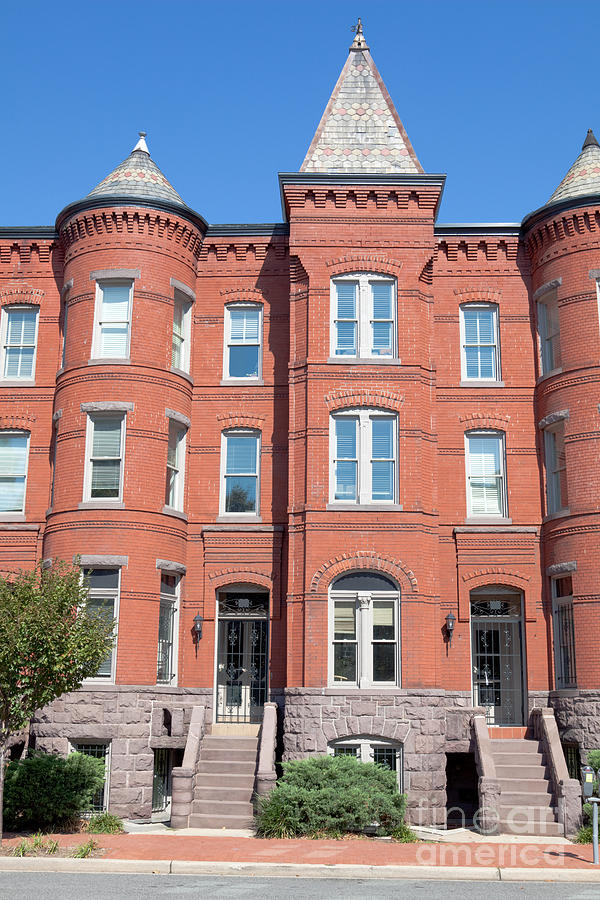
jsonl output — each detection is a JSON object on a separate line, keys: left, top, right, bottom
{"left": 300, "top": 27, "right": 423, "bottom": 175}
{"left": 546, "top": 129, "right": 600, "bottom": 207}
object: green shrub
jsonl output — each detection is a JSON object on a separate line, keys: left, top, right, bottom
{"left": 3, "top": 751, "right": 105, "bottom": 831}
{"left": 256, "top": 755, "right": 407, "bottom": 838}
{"left": 85, "top": 812, "right": 124, "bottom": 834}
{"left": 587, "top": 750, "right": 600, "bottom": 772}
{"left": 574, "top": 825, "right": 593, "bottom": 844}
{"left": 389, "top": 821, "right": 419, "bottom": 842}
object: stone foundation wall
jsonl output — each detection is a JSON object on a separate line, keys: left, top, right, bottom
{"left": 31, "top": 684, "right": 212, "bottom": 819}
{"left": 283, "top": 688, "right": 478, "bottom": 826}
{"left": 547, "top": 690, "right": 600, "bottom": 760}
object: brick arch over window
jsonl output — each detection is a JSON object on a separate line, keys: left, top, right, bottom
{"left": 0, "top": 416, "right": 35, "bottom": 431}
{"left": 458, "top": 571, "right": 530, "bottom": 621}
{"left": 311, "top": 551, "right": 417, "bottom": 595}
{"left": 216, "top": 413, "right": 265, "bottom": 431}
{"left": 330, "top": 721, "right": 411, "bottom": 744}
{"left": 0, "top": 287, "right": 44, "bottom": 307}
{"left": 326, "top": 254, "right": 402, "bottom": 279}
{"left": 460, "top": 412, "right": 510, "bottom": 432}
{"left": 209, "top": 570, "right": 273, "bottom": 592}
{"left": 219, "top": 287, "right": 265, "bottom": 305}
{"left": 454, "top": 287, "right": 502, "bottom": 305}
{"left": 325, "top": 389, "right": 403, "bottom": 413}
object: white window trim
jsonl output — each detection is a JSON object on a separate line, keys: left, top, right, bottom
{"left": 0, "top": 305, "right": 39, "bottom": 382}
{"left": 92, "top": 279, "right": 133, "bottom": 360}
{"left": 157, "top": 573, "right": 180, "bottom": 686}
{"left": 223, "top": 302, "right": 263, "bottom": 382}
{"left": 83, "top": 568, "right": 120, "bottom": 684}
{"left": 464, "top": 430, "right": 507, "bottom": 518}
{"left": 459, "top": 303, "right": 501, "bottom": 382}
{"left": 328, "top": 737, "right": 403, "bottom": 790}
{"left": 172, "top": 290, "right": 192, "bottom": 374}
{"left": 329, "top": 409, "right": 398, "bottom": 505}
{"left": 330, "top": 272, "right": 397, "bottom": 359}
{"left": 544, "top": 424, "right": 568, "bottom": 515}
{"left": 551, "top": 575, "right": 577, "bottom": 690}
{"left": 165, "top": 420, "right": 187, "bottom": 512}
{"left": 61, "top": 303, "right": 68, "bottom": 370}
{"left": 537, "top": 290, "right": 560, "bottom": 376}
{"left": 69, "top": 740, "right": 111, "bottom": 811}
{"left": 328, "top": 587, "right": 401, "bottom": 688}
{"left": 219, "top": 429, "right": 261, "bottom": 517}
{"left": 83, "top": 413, "right": 127, "bottom": 503}
{"left": 0, "top": 429, "right": 30, "bottom": 515}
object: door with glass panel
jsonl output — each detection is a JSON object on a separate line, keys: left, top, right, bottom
{"left": 216, "top": 591, "right": 268, "bottom": 723}
{"left": 471, "top": 589, "right": 525, "bottom": 726}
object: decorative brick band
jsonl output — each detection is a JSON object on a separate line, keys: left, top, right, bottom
{"left": 81, "top": 401, "right": 134, "bottom": 413}
{"left": 76, "top": 554, "right": 128, "bottom": 567}
{"left": 310, "top": 551, "right": 418, "bottom": 594}
{"left": 538, "top": 409, "right": 569, "bottom": 429}
{"left": 156, "top": 558, "right": 186, "bottom": 575}
{"left": 208, "top": 569, "right": 273, "bottom": 591}
{"left": 326, "top": 253, "right": 402, "bottom": 278}
{"left": 462, "top": 568, "right": 530, "bottom": 584}
{"left": 546, "top": 560, "right": 577, "bottom": 576}
{"left": 217, "top": 413, "right": 265, "bottom": 431}
{"left": 325, "top": 388, "right": 403, "bottom": 412}
{"left": 220, "top": 287, "right": 265, "bottom": 304}
{"left": 460, "top": 412, "right": 510, "bottom": 431}
{"left": 165, "top": 408, "right": 191, "bottom": 428}
{"left": 454, "top": 287, "right": 502, "bottom": 304}
{"left": 0, "top": 415, "right": 36, "bottom": 430}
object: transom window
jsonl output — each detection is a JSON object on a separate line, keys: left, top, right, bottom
{"left": 537, "top": 290, "right": 561, "bottom": 375}
{"left": 224, "top": 304, "right": 262, "bottom": 380}
{"left": 83, "top": 568, "right": 119, "bottom": 680}
{"left": 330, "top": 410, "right": 397, "bottom": 504}
{"left": 460, "top": 304, "right": 500, "bottom": 381}
{"left": 220, "top": 430, "right": 260, "bottom": 515}
{"left": 331, "top": 273, "right": 396, "bottom": 358}
{"left": 465, "top": 430, "right": 507, "bottom": 517}
{"left": 329, "top": 737, "right": 403, "bottom": 788}
{"left": 84, "top": 414, "right": 126, "bottom": 501}
{"left": 544, "top": 423, "right": 568, "bottom": 515}
{"left": 0, "top": 430, "right": 29, "bottom": 513}
{"left": 552, "top": 574, "right": 577, "bottom": 690}
{"left": 1, "top": 306, "right": 39, "bottom": 380}
{"left": 329, "top": 572, "right": 400, "bottom": 687}
{"left": 165, "top": 420, "right": 186, "bottom": 511}
{"left": 157, "top": 572, "right": 179, "bottom": 685}
{"left": 171, "top": 290, "right": 192, "bottom": 373}
{"left": 93, "top": 281, "right": 133, "bottom": 359}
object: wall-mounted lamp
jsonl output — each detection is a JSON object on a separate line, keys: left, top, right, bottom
{"left": 445, "top": 612, "right": 456, "bottom": 646}
{"left": 193, "top": 612, "right": 204, "bottom": 656}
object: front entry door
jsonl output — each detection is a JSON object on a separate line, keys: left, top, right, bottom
{"left": 216, "top": 591, "right": 268, "bottom": 723}
{"left": 471, "top": 592, "right": 525, "bottom": 726}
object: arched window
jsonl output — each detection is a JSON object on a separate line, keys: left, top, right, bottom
{"left": 330, "top": 273, "right": 396, "bottom": 359}
{"left": 329, "top": 572, "right": 400, "bottom": 687}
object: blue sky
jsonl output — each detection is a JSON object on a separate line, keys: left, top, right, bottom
{"left": 2, "top": 1, "right": 598, "bottom": 226}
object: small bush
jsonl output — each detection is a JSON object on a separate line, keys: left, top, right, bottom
{"left": 574, "top": 825, "right": 593, "bottom": 844}
{"left": 389, "top": 821, "right": 419, "bottom": 842}
{"left": 85, "top": 813, "right": 124, "bottom": 834}
{"left": 10, "top": 834, "right": 59, "bottom": 856}
{"left": 587, "top": 750, "right": 600, "bottom": 772}
{"left": 3, "top": 751, "right": 105, "bottom": 832}
{"left": 71, "top": 838, "right": 99, "bottom": 858}
{"left": 256, "top": 755, "right": 408, "bottom": 838}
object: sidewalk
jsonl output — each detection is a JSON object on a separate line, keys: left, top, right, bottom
{"left": 0, "top": 829, "right": 598, "bottom": 882}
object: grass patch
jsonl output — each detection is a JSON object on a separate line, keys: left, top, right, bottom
{"left": 71, "top": 838, "right": 99, "bottom": 858}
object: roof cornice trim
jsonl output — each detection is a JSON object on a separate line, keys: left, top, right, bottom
{"left": 522, "top": 193, "right": 600, "bottom": 231}
{"left": 436, "top": 223, "right": 522, "bottom": 237}
{"left": 56, "top": 196, "right": 208, "bottom": 233}
{"left": 0, "top": 226, "right": 57, "bottom": 239}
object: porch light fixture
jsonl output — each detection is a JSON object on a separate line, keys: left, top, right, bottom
{"left": 445, "top": 612, "right": 456, "bottom": 646}
{"left": 193, "top": 612, "right": 204, "bottom": 656}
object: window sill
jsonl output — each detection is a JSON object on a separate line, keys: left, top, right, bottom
{"left": 220, "top": 378, "right": 264, "bottom": 386}
{"left": 88, "top": 357, "right": 131, "bottom": 365}
{"left": 463, "top": 517, "right": 512, "bottom": 525}
{"left": 216, "top": 515, "right": 262, "bottom": 523}
{"left": 78, "top": 501, "right": 125, "bottom": 509}
{"left": 536, "top": 367, "right": 563, "bottom": 384}
{"left": 170, "top": 366, "right": 194, "bottom": 385}
{"left": 326, "top": 503, "right": 403, "bottom": 511}
{"left": 0, "top": 379, "right": 36, "bottom": 386}
{"left": 0, "top": 513, "right": 26, "bottom": 522}
{"left": 460, "top": 380, "right": 505, "bottom": 388}
{"left": 542, "top": 508, "right": 571, "bottom": 523}
{"left": 327, "top": 357, "right": 402, "bottom": 366}
{"left": 162, "top": 505, "right": 188, "bottom": 521}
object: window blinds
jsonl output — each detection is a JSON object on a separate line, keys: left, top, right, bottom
{"left": 0, "top": 432, "right": 28, "bottom": 512}
{"left": 4, "top": 309, "right": 37, "bottom": 377}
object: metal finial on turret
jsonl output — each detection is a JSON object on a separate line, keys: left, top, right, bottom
{"left": 582, "top": 128, "right": 600, "bottom": 151}
{"left": 132, "top": 131, "right": 149, "bottom": 154}
{"left": 350, "top": 17, "right": 369, "bottom": 50}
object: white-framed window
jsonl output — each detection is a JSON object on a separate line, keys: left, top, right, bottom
{"left": 157, "top": 572, "right": 179, "bottom": 685}
{"left": 329, "top": 572, "right": 400, "bottom": 688}
{"left": 220, "top": 430, "right": 260, "bottom": 515}
{"left": 551, "top": 574, "right": 577, "bottom": 689}
{"left": 537, "top": 290, "right": 561, "bottom": 375}
{"left": 330, "top": 273, "right": 396, "bottom": 358}
{"left": 165, "top": 420, "right": 186, "bottom": 511}
{"left": 93, "top": 280, "right": 133, "bottom": 359}
{"left": 0, "top": 430, "right": 29, "bottom": 513}
{"left": 330, "top": 409, "right": 397, "bottom": 504}
{"left": 61, "top": 303, "right": 69, "bottom": 370}
{"left": 460, "top": 304, "right": 500, "bottom": 381}
{"left": 171, "top": 290, "right": 192, "bottom": 373}
{"left": 83, "top": 568, "right": 120, "bottom": 681}
{"left": 544, "top": 423, "right": 568, "bottom": 515}
{"left": 224, "top": 304, "right": 262, "bottom": 380}
{"left": 83, "top": 414, "right": 126, "bottom": 502}
{"left": 329, "top": 737, "right": 403, "bottom": 789}
{"left": 465, "top": 430, "right": 507, "bottom": 517}
{"left": 70, "top": 741, "right": 111, "bottom": 811}
{"left": 1, "top": 306, "right": 39, "bottom": 380}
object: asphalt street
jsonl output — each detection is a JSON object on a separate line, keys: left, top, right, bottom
{"left": 0, "top": 875, "right": 600, "bottom": 899}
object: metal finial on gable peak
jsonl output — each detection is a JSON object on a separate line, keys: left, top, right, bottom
{"left": 350, "top": 17, "right": 369, "bottom": 50}
{"left": 582, "top": 128, "right": 600, "bottom": 151}
{"left": 133, "top": 131, "right": 149, "bottom": 154}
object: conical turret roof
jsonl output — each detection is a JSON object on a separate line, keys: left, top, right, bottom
{"left": 546, "top": 129, "right": 600, "bottom": 206}
{"left": 84, "top": 132, "right": 188, "bottom": 209}
{"left": 301, "top": 20, "right": 423, "bottom": 175}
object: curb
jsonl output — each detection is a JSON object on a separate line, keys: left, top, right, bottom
{"left": 0, "top": 858, "right": 599, "bottom": 881}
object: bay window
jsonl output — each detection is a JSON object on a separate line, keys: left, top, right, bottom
{"left": 172, "top": 290, "right": 192, "bottom": 373}
{"left": 93, "top": 281, "right": 132, "bottom": 359}
{"left": 544, "top": 423, "right": 568, "bottom": 515}
{"left": 83, "top": 568, "right": 119, "bottom": 680}
{"left": 84, "top": 414, "right": 125, "bottom": 501}
{"left": 165, "top": 419, "right": 186, "bottom": 511}
{"left": 537, "top": 290, "right": 561, "bottom": 374}
{"left": 157, "top": 572, "right": 179, "bottom": 685}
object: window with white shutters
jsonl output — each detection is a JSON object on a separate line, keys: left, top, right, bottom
{"left": 1, "top": 307, "right": 39, "bottom": 379}
{"left": 465, "top": 431, "right": 507, "bottom": 517}
{"left": 544, "top": 423, "right": 568, "bottom": 515}
{"left": 330, "top": 410, "right": 396, "bottom": 505}
{"left": 93, "top": 282, "right": 132, "bottom": 359}
{"left": 0, "top": 431, "right": 29, "bottom": 513}
{"left": 460, "top": 304, "right": 500, "bottom": 381}
{"left": 331, "top": 274, "right": 396, "bottom": 358}
{"left": 220, "top": 430, "right": 260, "bottom": 515}
{"left": 224, "top": 305, "right": 262, "bottom": 380}
{"left": 84, "top": 415, "right": 125, "bottom": 501}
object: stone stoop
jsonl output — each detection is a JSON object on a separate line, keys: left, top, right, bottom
{"left": 490, "top": 737, "right": 562, "bottom": 836}
{"left": 188, "top": 733, "right": 259, "bottom": 829}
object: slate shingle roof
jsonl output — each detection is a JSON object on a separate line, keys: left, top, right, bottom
{"left": 547, "top": 130, "right": 600, "bottom": 206}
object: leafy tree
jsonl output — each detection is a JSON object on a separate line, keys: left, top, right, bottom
{"left": 0, "top": 562, "right": 114, "bottom": 841}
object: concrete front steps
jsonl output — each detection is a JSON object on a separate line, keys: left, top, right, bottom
{"left": 188, "top": 731, "right": 259, "bottom": 829}
{"left": 490, "top": 737, "right": 561, "bottom": 836}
